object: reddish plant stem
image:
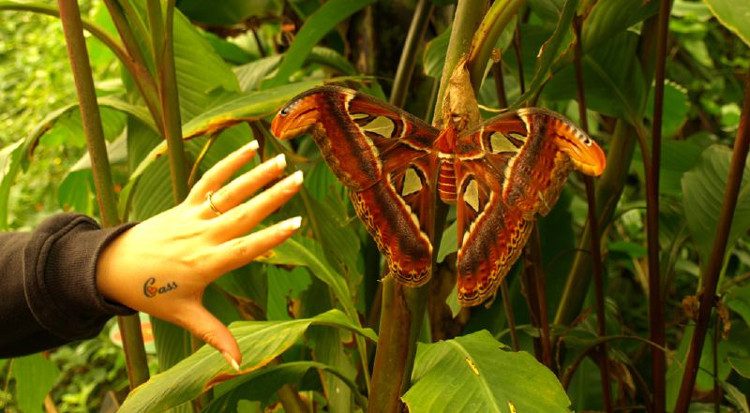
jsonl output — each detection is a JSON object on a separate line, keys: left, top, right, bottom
{"left": 573, "top": 15, "right": 613, "bottom": 413}
{"left": 500, "top": 280, "right": 520, "bottom": 351}
{"left": 512, "top": 23, "right": 525, "bottom": 94}
{"left": 674, "top": 71, "right": 750, "bottom": 412}
{"left": 57, "top": 0, "right": 149, "bottom": 388}
{"left": 492, "top": 61, "right": 509, "bottom": 109}
{"left": 522, "top": 227, "right": 553, "bottom": 369}
{"left": 647, "top": 1, "right": 672, "bottom": 410}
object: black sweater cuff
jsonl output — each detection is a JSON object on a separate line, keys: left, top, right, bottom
{"left": 23, "top": 213, "right": 136, "bottom": 342}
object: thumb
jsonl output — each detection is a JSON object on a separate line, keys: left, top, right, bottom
{"left": 183, "top": 304, "right": 242, "bottom": 371}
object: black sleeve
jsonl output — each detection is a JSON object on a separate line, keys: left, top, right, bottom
{"left": 0, "top": 213, "right": 136, "bottom": 357}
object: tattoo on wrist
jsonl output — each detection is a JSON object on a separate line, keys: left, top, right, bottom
{"left": 143, "top": 277, "right": 178, "bottom": 298}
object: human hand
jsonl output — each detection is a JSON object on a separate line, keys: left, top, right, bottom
{"left": 96, "top": 140, "right": 302, "bottom": 370}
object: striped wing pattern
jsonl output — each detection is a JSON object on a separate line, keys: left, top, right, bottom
{"left": 271, "top": 86, "right": 606, "bottom": 306}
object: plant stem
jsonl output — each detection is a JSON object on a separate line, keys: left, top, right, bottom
{"left": 554, "top": 120, "right": 636, "bottom": 326}
{"left": 102, "top": 0, "right": 162, "bottom": 127}
{"left": 521, "top": 227, "right": 552, "bottom": 368}
{"left": 153, "top": 0, "right": 189, "bottom": 202}
{"left": 390, "top": 0, "right": 434, "bottom": 108}
{"left": 57, "top": 0, "right": 149, "bottom": 388}
{"left": 368, "top": 276, "right": 430, "bottom": 413}
{"left": 573, "top": 15, "right": 612, "bottom": 412}
{"left": 466, "top": 0, "right": 526, "bottom": 91}
{"left": 499, "top": 280, "right": 520, "bottom": 350}
{"left": 646, "top": 2, "right": 672, "bottom": 410}
{"left": 369, "top": 2, "right": 485, "bottom": 411}
{"left": 674, "top": 70, "right": 750, "bottom": 413}
{"left": 434, "top": 0, "right": 487, "bottom": 125}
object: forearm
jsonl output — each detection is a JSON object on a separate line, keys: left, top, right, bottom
{"left": 0, "top": 213, "right": 135, "bottom": 357}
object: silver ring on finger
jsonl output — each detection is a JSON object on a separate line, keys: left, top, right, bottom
{"left": 206, "top": 191, "right": 223, "bottom": 216}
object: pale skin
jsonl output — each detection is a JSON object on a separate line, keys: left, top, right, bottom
{"left": 96, "top": 140, "right": 302, "bottom": 371}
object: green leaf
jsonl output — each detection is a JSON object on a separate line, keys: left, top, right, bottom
{"left": 423, "top": 28, "right": 451, "bottom": 79}
{"left": 11, "top": 353, "right": 60, "bottom": 413}
{"left": 404, "top": 330, "right": 571, "bottom": 412}
{"left": 681, "top": 144, "right": 750, "bottom": 265}
{"left": 630, "top": 134, "right": 707, "bottom": 197}
{"left": 57, "top": 169, "right": 94, "bottom": 214}
{"left": 582, "top": 0, "right": 659, "bottom": 52}
{"left": 205, "top": 361, "right": 364, "bottom": 412}
{"left": 266, "top": 0, "right": 374, "bottom": 87}
{"left": 182, "top": 80, "right": 324, "bottom": 139}
{"left": 259, "top": 235, "right": 358, "bottom": 325}
{"left": 704, "top": 0, "right": 750, "bottom": 47}
{"left": 728, "top": 356, "right": 750, "bottom": 379}
{"left": 119, "top": 310, "right": 376, "bottom": 412}
{"left": 666, "top": 325, "right": 732, "bottom": 410}
{"left": 234, "top": 55, "right": 284, "bottom": 92}
{"left": 723, "top": 381, "right": 750, "bottom": 413}
{"left": 544, "top": 31, "right": 646, "bottom": 121}
{"left": 516, "top": 0, "right": 579, "bottom": 106}
{"left": 0, "top": 140, "right": 25, "bottom": 229}
{"left": 645, "top": 81, "right": 689, "bottom": 139}
{"left": 726, "top": 282, "right": 750, "bottom": 326}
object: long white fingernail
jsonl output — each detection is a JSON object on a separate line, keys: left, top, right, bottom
{"left": 246, "top": 140, "right": 259, "bottom": 152}
{"left": 222, "top": 351, "right": 240, "bottom": 372}
{"left": 288, "top": 170, "right": 303, "bottom": 185}
{"left": 273, "top": 153, "right": 286, "bottom": 169}
{"left": 280, "top": 216, "right": 302, "bottom": 231}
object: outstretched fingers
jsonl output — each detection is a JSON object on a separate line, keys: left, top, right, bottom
{"left": 212, "top": 170, "right": 303, "bottom": 239}
{"left": 211, "top": 216, "right": 302, "bottom": 274}
{"left": 200, "top": 153, "right": 288, "bottom": 218}
{"left": 188, "top": 140, "right": 259, "bottom": 204}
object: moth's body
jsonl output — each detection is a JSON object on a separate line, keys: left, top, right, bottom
{"left": 272, "top": 85, "right": 605, "bottom": 306}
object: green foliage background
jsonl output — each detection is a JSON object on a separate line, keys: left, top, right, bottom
{"left": 0, "top": 0, "right": 749, "bottom": 412}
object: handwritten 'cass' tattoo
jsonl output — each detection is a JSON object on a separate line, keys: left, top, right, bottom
{"left": 143, "top": 277, "right": 178, "bottom": 298}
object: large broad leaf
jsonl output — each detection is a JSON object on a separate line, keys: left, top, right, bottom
{"left": 11, "top": 353, "right": 60, "bottom": 413}
{"left": 204, "top": 361, "right": 364, "bottom": 412}
{"left": 544, "top": 31, "right": 646, "bottom": 121}
{"left": 182, "top": 80, "right": 324, "bottom": 139}
{"left": 704, "top": 0, "right": 750, "bottom": 47}
{"left": 266, "top": 0, "right": 374, "bottom": 87}
{"left": 119, "top": 310, "right": 376, "bottom": 412}
{"left": 582, "top": 0, "right": 659, "bottom": 52}
{"left": 681, "top": 144, "right": 750, "bottom": 265}
{"left": 403, "top": 330, "right": 571, "bottom": 412}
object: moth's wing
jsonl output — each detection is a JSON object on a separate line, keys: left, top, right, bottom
{"left": 271, "top": 86, "right": 440, "bottom": 285}
{"left": 453, "top": 109, "right": 607, "bottom": 305}
{"left": 453, "top": 113, "right": 535, "bottom": 306}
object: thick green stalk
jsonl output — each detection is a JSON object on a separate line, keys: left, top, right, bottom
{"left": 153, "top": 0, "right": 189, "bottom": 202}
{"left": 368, "top": 276, "right": 430, "bottom": 413}
{"left": 368, "top": 3, "right": 445, "bottom": 411}
{"left": 674, "top": 70, "right": 750, "bottom": 413}
{"left": 434, "top": 0, "right": 487, "bottom": 125}
{"left": 57, "top": 0, "right": 149, "bottom": 388}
